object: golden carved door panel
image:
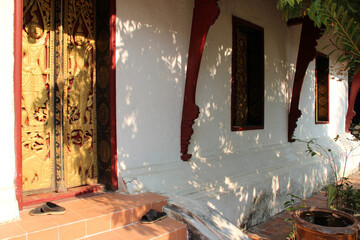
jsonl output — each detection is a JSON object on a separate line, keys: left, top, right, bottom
{"left": 22, "top": 0, "right": 97, "bottom": 195}
{"left": 63, "top": 0, "right": 97, "bottom": 188}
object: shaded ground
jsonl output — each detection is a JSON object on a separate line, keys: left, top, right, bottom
{"left": 350, "top": 124, "right": 360, "bottom": 140}
{"left": 245, "top": 172, "right": 360, "bottom": 240}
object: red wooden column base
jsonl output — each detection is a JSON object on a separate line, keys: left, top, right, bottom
{"left": 288, "top": 17, "right": 323, "bottom": 142}
{"left": 345, "top": 70, "right": 360, "bottom": 131}
{"left": 180, "top": 0, "right": 220, "bottom": 161}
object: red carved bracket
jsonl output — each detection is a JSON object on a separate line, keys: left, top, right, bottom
{"left": 288, "top": 17, "right": 323, "bottom": 142}
{"left": 180, "top": 0, "right": 220, "bottom": 161}
{"left": 345, "top": 70, "right": 360, "bottom": 131}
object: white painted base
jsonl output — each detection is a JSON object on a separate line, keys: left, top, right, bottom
{"left": 0, "top": 185, "right": 19, "bottom": 224}
{"left": 122, "top": 133, "right": 360, "bottom": 227}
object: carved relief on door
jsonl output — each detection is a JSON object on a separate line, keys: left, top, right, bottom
{"left": 63, "top": 0, "right": 97, "bottom": 188}
{"left": 22, "top": 0, "right": 97, "bottom": 195}
{"left": 22, "top": 0, "right": 53, "bottom": 193}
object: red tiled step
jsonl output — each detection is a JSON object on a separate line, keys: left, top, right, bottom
{"left": 87, "top": 218, "right": 187, "bottom": 240}
{"left": 0, "top": 192, "right": 186, "bottom": 240}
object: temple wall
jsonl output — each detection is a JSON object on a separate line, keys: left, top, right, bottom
{"left": 115, "top": 0, "right": 192, "bottom": 169}
{"left": 0, "top": 0, "right": 356, "bottom": 228}
{"left": 0, "top": 1, "right": 20, "bottom": 223}
{"left": 115, "top": 0, "right": 360, "bottom": 228}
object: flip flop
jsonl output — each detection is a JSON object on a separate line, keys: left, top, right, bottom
{"left": 140, "top": 209, "right": 167, "bottom": 224}
{"left": 29, "top": 202, "right": 66, "bottom": 216}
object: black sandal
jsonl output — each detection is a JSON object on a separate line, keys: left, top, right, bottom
{"left": 140, "top": 209, "right": 167, "bottom": 224}
{"left": 29, "top": 202, "right": 66, "bottom": 216}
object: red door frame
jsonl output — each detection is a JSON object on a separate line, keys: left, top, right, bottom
{"left": 14, "top": 0, "right": 23, "bottom": 210}
{"left": 14, "top": 0, "right": 118, "bottom": 210}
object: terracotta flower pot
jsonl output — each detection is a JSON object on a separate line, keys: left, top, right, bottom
{"left": 293, "top": 207, "right": 359, "bottom": 240}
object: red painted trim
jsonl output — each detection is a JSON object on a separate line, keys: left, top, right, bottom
{"left": 315, "top": 52, "right": 329, "bottom": 125}
{"left": 232, "top": 126, "right": 264, "bottom": 132}
{"left": 288, "top": 17, "right": 323, "bottom": 142}
{"left": 180, "top": 0, "right": 220, "bottom": 161}
{"left": 109, "top": 0, "right": 118, "bottom": 189}
{"left": 345, "top": 69, "right": 360, "bottom": 131}
{"left": 14, "top": 0, "right": 23, "bottom": 210}
{"left": 231, "top": 16, "right": 264, "bottom": 132}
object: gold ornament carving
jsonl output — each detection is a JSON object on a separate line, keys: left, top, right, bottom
{"left": 98, "top": 66, "right": 109, "bottom": 89}
{"left": 97, "top": 30, "right": 108, "bottom": 53}
{"left": 22, "top": 0, "right": 98, "bottom": 193}
{"left": 64, "top": 0, "right": 97, "bottom": 188}
{"left": 66, "top": 130, "right": 95, "bottom": 186}
{"left": 99, "top": 140, "right": 110, "bottom": 163}
{"left": 22, "top": 0, "right": 53, "bottom": 193}
{"left": 98, "top": 103, "right": 109, "bottom": 126}
{"left": 234, "top": 31, "right": 248, "bottom": 126}
{"left": 68, "top": 23, "right": 94, "bottom": 124}
{"left": 22, "top": 7, "right": 49, "bottom": 126}
{"left": 22, "top": 131, "right": 51, "bottom": 191}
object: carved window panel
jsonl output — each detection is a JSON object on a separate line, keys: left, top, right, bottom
{"left": 315, "top": 53, "right": 329, "bottom": 124}
{"left": 231, "top": 16, "right": 264, "bottom": 131}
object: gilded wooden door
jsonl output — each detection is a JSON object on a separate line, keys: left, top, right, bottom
{"left": 22, "top": 0, "right": 97, "bottom": 195}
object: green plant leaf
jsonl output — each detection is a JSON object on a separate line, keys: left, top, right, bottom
{"left": 346, "top": 18, "right": 355, "bottom": 32}
{"left": 328, "top": 183, "right": 338, "bottom": 207}
{"left": 341, "top": 10, "right": 349, "bottom": 27}
{"left": 337, "top": 5, "right": 344, "bottom": 16}
{"left": 330, "top": 3, "right": 337, "bottom": 13}
{"left": 350, "top": 24, "right": 360, "bottom": 39}
{"left": 328, "top": 49, "right": 337, "bottom": 57}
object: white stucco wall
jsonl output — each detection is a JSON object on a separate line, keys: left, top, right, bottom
{"left": 115, "top": 0, "right": 192, "bottom": 169}
{"left": 115, "top": 0, "right": 360, "bottom": 228}
{"left": 0, "top": 2, "right": 20, "bottom": 223}
{"left": 294, "top": 36, "right": 348, "bottom": 139}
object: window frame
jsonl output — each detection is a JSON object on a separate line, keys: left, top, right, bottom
{"left": 231, "top": 16, "right": 264, "bottom": 132}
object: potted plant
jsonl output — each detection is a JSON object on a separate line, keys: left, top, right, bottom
{"left": 284, "top": 136, "right": 360, "bottom": 239}
{"left": 293, "top": 207, "right": 358, "bottom": 240}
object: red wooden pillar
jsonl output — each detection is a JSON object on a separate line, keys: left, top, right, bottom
{"left": 345, "top": 70, "right": 360, "bottom": 131}
{"left": 109, "top": 0, "right": 118, "bottom": 190}
{"left": 180, "top": 0, "right": 220, "bottom": 161}
{"left": 288, "top": 17, "right": 322, "bottom": 142}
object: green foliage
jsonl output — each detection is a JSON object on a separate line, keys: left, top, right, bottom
{"left": 304, "top": 136, "right": 339, "bottom": 183}
{"left": 327, "top": 182, "right": 337, "bottom": 207}
{"left": 284, "top": 193, "right": 306, "bottom": 212}
{"left": 329, "top": 177, "right": 360, "bottom": 212}
{"left": 299, "top": 136, "right": 360, "bottom": 213}
{"left": 283, "top": 193, "right": 306, "bottom": 240}
{"left": 277, "top": 0, "right": 360, "bottom": 72}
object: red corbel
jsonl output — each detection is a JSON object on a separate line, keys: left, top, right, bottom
{"left": 180, "top": 0, "right": 220, "bottom": 160}
{"left": 345, "top": 70, "right": 360, "bottom": 131}
{"left": 288, "top": 17, "right": 323, "bottom": 142}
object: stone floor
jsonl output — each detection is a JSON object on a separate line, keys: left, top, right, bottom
{"left": 245, "top": 172, "right": 360, "bottom": 240}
